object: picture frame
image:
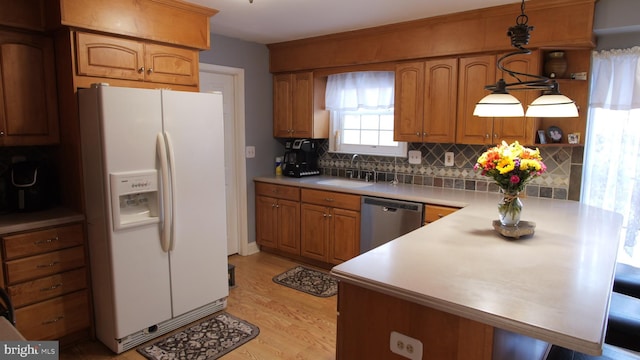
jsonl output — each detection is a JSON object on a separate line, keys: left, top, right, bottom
{"left": 537, "top": 130, "right": 547, "bottom": 144}
{"left": 568, "top": 133, "right": 580, "bottom": 144}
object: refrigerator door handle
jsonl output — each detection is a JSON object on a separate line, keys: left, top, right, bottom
{"left": 164, "top": 131, "right": 177, "bottom": 251}
{"left": 156, "top": 133, "right": 172, "bottom": 252}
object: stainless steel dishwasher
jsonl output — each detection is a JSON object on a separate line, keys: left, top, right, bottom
{"left": 360, "top": 196, "right": 424, "bottom": 253}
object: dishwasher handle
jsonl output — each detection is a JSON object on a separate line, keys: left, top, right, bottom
{"left": 362, "top": 196, "right": 422, "bottom": 212}
{"left": 382, "top": 206, "right": 397, "bottom": 213}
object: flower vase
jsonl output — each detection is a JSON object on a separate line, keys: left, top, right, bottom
{"left": 498, "top": 192, "right": 523, "bottom": 226}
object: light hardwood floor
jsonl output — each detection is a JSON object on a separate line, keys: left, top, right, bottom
{"left": 60, "top": 252, "right": 337, "bottom": 359}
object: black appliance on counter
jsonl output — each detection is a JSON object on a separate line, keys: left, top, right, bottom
{"left": 10, "top": 161, "right": 50, "bottom": 212}
{"left": 282, "top": 139, "right": 320, "bottom": 178}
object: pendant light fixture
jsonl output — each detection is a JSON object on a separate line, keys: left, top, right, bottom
{"left": 474, "top": 0, "right": 578, "bottom": 118}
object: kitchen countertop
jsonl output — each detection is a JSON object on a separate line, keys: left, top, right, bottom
{"left": 254, "top": 175, "right": 622, "bottom": 356}
{"left": 0, "top": 207, "right": 85, "bottom": 235}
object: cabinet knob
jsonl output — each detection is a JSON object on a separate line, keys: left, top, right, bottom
{"left": 494, "top": 133, "right": 499, "bottom": 138}
{"left": 423, "top": 132, "right": 427, "bottom": 137}
{"left": 138, "top": 67, "right": 145, "bottom": 73}
{"left": 485, "top": 134, "right": 490, "bottom": 139}
{"left": 147, "top": 68, "right": 154, "bottom": 74}
{"left": 416, "top": 132, "right": 421, "bottom": 136}
{"left": 0, "top": 130, "right": 4, "bottom": 136}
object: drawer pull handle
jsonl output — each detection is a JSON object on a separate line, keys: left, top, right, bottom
{"left": 324, "top": 198, "right": 335, "bottom": 202}
{"left": 40, "top": 283, "right": 63, "bottom": 292}
{"left": 36, "top": 261, "right": 60, "bottom": 268}
{"left": 34, "top": 236, "right": 59, "bottom": 245}
{"left": 42, "top": 316, "right": 64, "bottom": 325}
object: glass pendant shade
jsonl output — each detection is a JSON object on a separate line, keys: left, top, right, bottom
{"left": 473, "top": 93, "right": 525, "bottom": 117}
{"left": 525, "top": 94, "right": 579, "bottom": 117}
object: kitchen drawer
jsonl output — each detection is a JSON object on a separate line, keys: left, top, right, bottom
{"left": 424, "top": 204, "right": 459, "bottom": 224}
{"left": 8, "top": 269, "right": 87, "bottom": 308}
{"left": 301, "top": 189, "right": 360, "bottom": 211}
{"left": 5, "top": 246, "right": 85, "bottom": 285}
{"left": 2, "top": 224, "right": 84, "bottom": 260}
{"left": 255, "top": 182, "right": 300, "bottom": 201}
{"left": 15, "top": 290, "right": 90, "bottom": 340}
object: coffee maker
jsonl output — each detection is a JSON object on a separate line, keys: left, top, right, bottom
{"left": 282, "top": 139, "right": 320, "bottom": 177}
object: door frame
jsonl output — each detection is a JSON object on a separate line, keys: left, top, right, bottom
{"left": 199, "top": 63, "right": 251, "bottom": 256}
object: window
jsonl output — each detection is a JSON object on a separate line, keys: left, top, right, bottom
{"left": 583, "top": 47, "right": 640, "bottom": 267}
{"left": 325, "top": 71, "right": 406, "bottom": 157}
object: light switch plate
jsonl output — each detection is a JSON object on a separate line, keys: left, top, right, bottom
{"left": 408, "top": 150, "right": 421, "bottom": 165}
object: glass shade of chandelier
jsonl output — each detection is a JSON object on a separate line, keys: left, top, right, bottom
{"left": 473, "top": 0, "right": 578, "bottom": 118}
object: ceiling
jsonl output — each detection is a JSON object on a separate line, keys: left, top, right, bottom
{"left": 183, "top": 0, "right": 522, "bottom": 44}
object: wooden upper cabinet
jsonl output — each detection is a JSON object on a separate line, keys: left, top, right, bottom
{"left": 394, "top": 62, "right": 425, "bottom": 143}
{"left": 0, "top": 30, "right": 59, "bottom": 146}
{"left": 291, "top": 72, "right": 313, "bottom": 138}
{"left": 273, "top": 74, "right": 294, "bottom": 137}
{"left": 423, "top": 58, "right": 458, "bottom": 143}
{"left": 75, "top": 32, "right": 198, "bottom": 86}
{"left": 273, "top": 72, "right": 328, "bottom": 139}
{"left": 456, "top": 55, "right": 496, "bottom": 145}
{"left": 144, "top": 43, "right": 198, "bottom": 86}
{"left": 492, "top": 50, "right": 541, "bottom": 145}
{"left": 76, "top": 32, "right": 144, "bottom": 81}
{"left": 395, "top": 58, "right": 458, "bottom": 143}
{"left": 0, "top": 0, "right": 46, "bottom": 31}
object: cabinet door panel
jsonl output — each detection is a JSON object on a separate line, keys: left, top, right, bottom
{"left": 0, "top": 31, "right": 59, "bottom": 145}
{"left": 144, "top": 43, "right": 198, "bottom": 86}
{"left": 301, "top": 203, "right": 329, "bottom": 262}
{"left": 273, "top": 74, "right": 293, "bottom": 137}
{"left": 75, "top": 32, "right": 144, "bottom": 81}
{"left": 3, "top": 224, "right": 84, "bottom": 260}
{"left": 424, "top": 58, "right": 458, "bottom": 143}
{"left": 255, "top": 195, "right": 277, "bottom": 249}
{"left": 277, "top": 199, "right": 301, "bottom": 255}
{"left": 329, "top": 208, "right": 360, "bottom": 265}
{"left": 291, "top": 72, "right": 313, "bottom": 138}
{"left": 394, "top": 62, "right": 424, "bottom": 142}
{"left": 456, "top": 55, "right": 495, "bottom": 144}
{"left": 5, "top": 246, "right": 85, "bottom": 285}
{"left": 15, "top": 290, "right": 90, "bottom": 340}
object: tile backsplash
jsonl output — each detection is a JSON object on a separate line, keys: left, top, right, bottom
{"left": 318, "top": 142, "right": 584, "bottom": 201}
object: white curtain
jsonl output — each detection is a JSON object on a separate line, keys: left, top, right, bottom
{"left": 582, "top": 47, "right": 640, "bottom": 266}
{"left": 325, "top": 71, "right": 394, "bottom": 110}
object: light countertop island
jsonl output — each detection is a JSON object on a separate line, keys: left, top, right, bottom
{"left": 254, "top": 175, "right": 623, "bottom": 358}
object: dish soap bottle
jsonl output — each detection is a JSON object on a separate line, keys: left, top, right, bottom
{"left": 275, "top": 157, "right": 283, "bottom": 176}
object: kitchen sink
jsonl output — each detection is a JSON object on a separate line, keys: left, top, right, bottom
{"left": 316, "top": 179, "right": 375, "bottom": 188}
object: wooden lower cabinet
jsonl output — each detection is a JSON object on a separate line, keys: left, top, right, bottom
{"left": 1, "top": 223, "right": 91, "bottom": 342}
{"left": 255, "top": 182, "right": 301, "bottom": 255}
{"left": 424, "top": 204, "right": 460, "bottom": 225}
{"left": 301, "top": 189, "right": 360, "bottom": 265}
{"left": 15, "top": 290, "right": 90, "bottom": 340}
{"left": 255, "top": 182, "right": 362, "bottom": 266}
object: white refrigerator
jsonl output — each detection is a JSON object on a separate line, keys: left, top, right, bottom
{"left": 78, "top": 85, "right": 228, "bottom": 353}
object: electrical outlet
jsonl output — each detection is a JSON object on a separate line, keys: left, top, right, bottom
{"left": 390, "top": 331, "right": 423, "bottom": 360}
{"left": 245, "top": 146, "right": 256, "bottom": 158}
{"left": 444, "top": 152, "right": 454, "bottom": 167}
{"left": 408, "top": 150, "right": 422, "bottom": 165}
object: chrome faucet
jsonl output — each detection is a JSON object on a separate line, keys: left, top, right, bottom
{"left": 350, "top": 154, "right": 360, "bottom": 179}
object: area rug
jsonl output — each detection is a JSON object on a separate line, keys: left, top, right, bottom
{"left": 137, "top": 312, "right": 259, "bottom": 360}
{"left": 272, "top": 266, "right": 338, "bottom": 297}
